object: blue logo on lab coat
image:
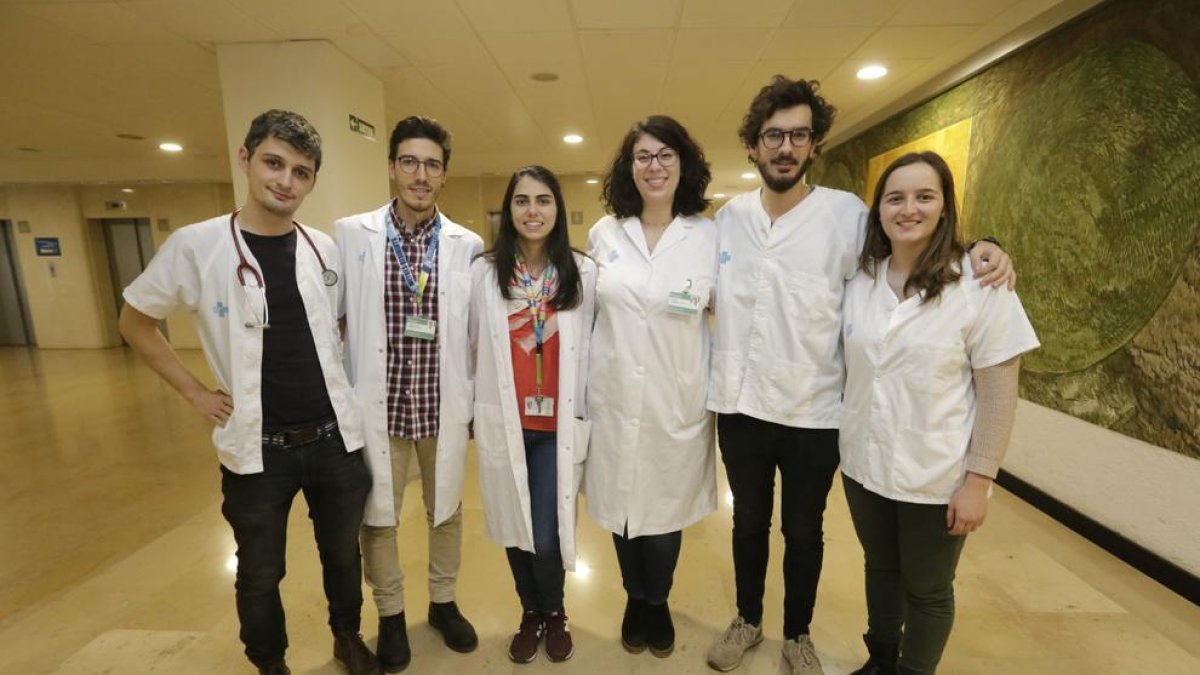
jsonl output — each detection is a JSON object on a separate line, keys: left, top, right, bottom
{"left": 720, "top": 251, "right": 732, "bottom": 265}
{"left": 359, "top": 250, "right": 367, "bottom": 264}
{"left": 607, "top": 249, "right": 619, "bottom": 263}
{"left": 213, "top": 301, "right": 229, "bottom": 318}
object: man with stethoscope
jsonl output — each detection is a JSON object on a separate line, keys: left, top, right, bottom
{"left": 119, "top": 110, "right": 378, "bottom": 675}
{"left": 335, "top": 116, "right": 483, "bottom": 673}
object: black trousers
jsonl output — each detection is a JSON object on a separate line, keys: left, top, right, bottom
{"left": 717, "top": 413, "right": 840, "bottom": 639}
{"left": 220, "top": 436, "right": 371, "bottom": 667}
{"left": 612, "top": 529, "right": 683, "bottom": 605}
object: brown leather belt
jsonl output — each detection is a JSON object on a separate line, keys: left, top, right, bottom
{"left": 262, "top": 419, "right": 339, "bottom": 448}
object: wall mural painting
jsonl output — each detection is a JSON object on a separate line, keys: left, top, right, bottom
{"left": 812, "top": 0, "right": 1200, "bottom": 459}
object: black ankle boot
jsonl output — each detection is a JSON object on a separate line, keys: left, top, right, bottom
{"left": 377, "top": 612, "right": 411, "bottom": 672}
{"left": 849, "top": 633, "right": 899, "bottom": 675}
{"left": 621, "top": 597, "right": 647, "bottom": 653}
{"left": 645, "top": 601, "right": 675, "bottom": 658}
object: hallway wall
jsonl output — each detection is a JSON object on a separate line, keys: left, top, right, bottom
{"left": 0, "top": 182, "right": 234, "bottom": 350}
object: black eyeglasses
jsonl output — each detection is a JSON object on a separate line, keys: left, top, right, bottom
{"left": 758, "top": 128, "right": 814, "bottom": 149}
{"left": 394, "top": 155, "right": 446, "bottom": 177}
{"left": 633, "top": 148, "right": 679, "bottom": 168}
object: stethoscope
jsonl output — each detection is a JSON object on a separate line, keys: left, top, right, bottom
{"left": 230, "top": 209, "right": 337, "bottom": 329}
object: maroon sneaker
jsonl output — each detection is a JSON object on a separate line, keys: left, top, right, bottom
{"left": 542, "top": 611, "right": 574, "bottom": 662}
{"left": 508, "top": 610, "right": 543, "bottom": 663}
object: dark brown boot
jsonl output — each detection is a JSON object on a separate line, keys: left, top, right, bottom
{"left": 333, "top": 631, "right": 379, "bottom": 675}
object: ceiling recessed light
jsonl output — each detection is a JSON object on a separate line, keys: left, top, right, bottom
{"left": 116, "top": 133, "right": 145, "bottom": 140}
{"left": 585, "top": 178, "right": 599, "bottom": 185}
{"left": 530, "top": 72, "right": 560, "bottom": 83}
{"left": 713, "top": 192, "right": 726, "bottom": 198}
{"left": 857, "top": 64, "right": 888, "bottom": 80}
{"left": 121, "top": 188, "right": 136, "bottom": 193}
{"left": 159, "top": 142, "right": 183, "bottom": 153}
{"left": 563, "top": 134, "right": 583, "bottom": 144}
{"left": 740, "top": 172, "right": 757, "bottom": 180}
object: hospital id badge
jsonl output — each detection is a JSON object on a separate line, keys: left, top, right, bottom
{"left": 524, "top": 396, "right": 555, "bottom": 417}
{"left": 403, "top": 315, "right": 437, "bottom": 341}
{"left": 666, "top": 291, "right": 700, "bottom": 317}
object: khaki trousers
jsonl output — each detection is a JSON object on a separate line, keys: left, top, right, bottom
{"left": 360, "top": 436, "right": 463, "bottom": 617}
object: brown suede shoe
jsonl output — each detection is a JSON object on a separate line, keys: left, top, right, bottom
{"left": 333, "top": 631, "right": 379, "bottom": 675}
{"left": 542, "top": 611, "right": 574, "bottom": 663}
{"left": 508, "top": 610, "right": 543, "bottom": 663}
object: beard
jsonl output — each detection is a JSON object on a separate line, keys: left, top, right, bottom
{"left": 756, "top": 155, "right": 812, "bottom": 194}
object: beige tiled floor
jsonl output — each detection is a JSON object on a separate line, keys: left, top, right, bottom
{"left": 1, "top": 347, "right": 1197, "bottom": 674}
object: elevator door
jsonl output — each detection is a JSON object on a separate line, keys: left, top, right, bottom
{"left": 0, "top": 221, "right": 34, "bottom": 346}
{"left": 103, "top": 219, "right": 166, "bottom": 339}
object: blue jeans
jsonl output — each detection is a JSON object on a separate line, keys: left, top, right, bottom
{"left": 505, "top": 430, "right": 564, "bottom": 612}
{"left": 220, "top": 434, "right": 372, "bottom": 667}
{"left": 718, "top": 413, "right": 840, "bottom": 639}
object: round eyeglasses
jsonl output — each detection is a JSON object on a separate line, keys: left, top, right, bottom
{"left": 394, "top": 155, "right": 446, "bottom": 177}
{"left": 633, "top": 148, "right": 679, "bottom": 168}
{"left": 759, "top": 128, "right": 814, "bottom": 150}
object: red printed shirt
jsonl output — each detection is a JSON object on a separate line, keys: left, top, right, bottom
{"left": 384, "top": 204, "right": 440, "bottom": 439}
{"left": 508, "top": 273, "right": 560, "bottom": 432}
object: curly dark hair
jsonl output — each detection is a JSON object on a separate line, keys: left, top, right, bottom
{"left": 738, "top": 76, "right": 837, "bottom": 154}
{"left": 860, "top": 151, "right": 965, "bottom": 304}
{"left": 388, "top": 115, "right": 452, "bottom": 168}
{"left": 243, "top": 109, "right": 322, "bottom": 171}
{"left": 602, "top": 115, "right": 711, "bottom": 219}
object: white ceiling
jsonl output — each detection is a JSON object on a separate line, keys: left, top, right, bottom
{"left": 0, "top": 0, "right": 1101, "bottom": 191}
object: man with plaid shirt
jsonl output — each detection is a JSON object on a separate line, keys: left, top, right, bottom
{"left": 336, "top": 116, "right": 483, "bottom": 673}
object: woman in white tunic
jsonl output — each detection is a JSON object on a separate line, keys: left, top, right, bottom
{"left": 465, "top": 165, "right": 596, "bottom": 665}
{"left": 840, "top": 152, "right": 1039, "bottom": 675}
{"left": 585, "top": 116, "right": 718, "bottom": 657}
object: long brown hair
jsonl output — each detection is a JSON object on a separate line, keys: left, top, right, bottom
{"left": 860, "top": 151, "right": 965, "bottom": 304}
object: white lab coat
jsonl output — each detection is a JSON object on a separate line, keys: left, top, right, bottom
{"left": 335, "top": 204, "right": 483, "bottom": 527}
{"left": 123, "top": 213, "right": 363, "bottom": 473}
{"left": 458, "top": 254, "right": 596, "bottom": 570}
{"left": 709, "top": 187, "right": 868, "bottom": 428}
{"left": 840, "top": 255, "right": 1040, "bottom": 503}
{"left": 584, "top": 215, "right": 718, "bottom": 537}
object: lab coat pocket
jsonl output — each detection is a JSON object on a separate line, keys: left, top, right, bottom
{"left": 892, "top": 427, "right": 964, "bottom": 500}
{"left": 904, "top": 342, "right": 969, "bottom": 431}
{"left": 785, "top": 272, "right": 834, "bottom": 325}
{"left": 472, "top": 403, "right": 508, "bottom": 468}
{"left": 571, "top": 417, "right": 592, "bottom": 464}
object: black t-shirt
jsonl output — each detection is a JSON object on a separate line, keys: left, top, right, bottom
{"left": 242, "top": 229, "right": 335, "bottom": 431}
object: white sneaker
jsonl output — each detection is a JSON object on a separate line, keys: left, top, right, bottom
{"left": 706, "top": 616, "right": 764, "bottom": 671}
{"left": 782, "top": 635, "right": 825, "bottom": 675}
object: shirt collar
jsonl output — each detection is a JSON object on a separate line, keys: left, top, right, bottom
{"left": 390, "top": 200, "right": 438, "bottom": 237}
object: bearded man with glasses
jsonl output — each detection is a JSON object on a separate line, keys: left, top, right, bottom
{"left": 334, "top": 115, "right": 484, "bottom": 673}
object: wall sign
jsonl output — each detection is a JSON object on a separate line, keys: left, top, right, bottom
{"left": 349, "top": 114, "right": 376, "bottom": 140}
{"left": 35, "top": 237, "right": 61, "bottom": 256}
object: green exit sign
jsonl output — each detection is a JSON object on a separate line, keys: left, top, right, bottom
{"left": 349, "top": 114, "right": 375, "bottom": 140}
